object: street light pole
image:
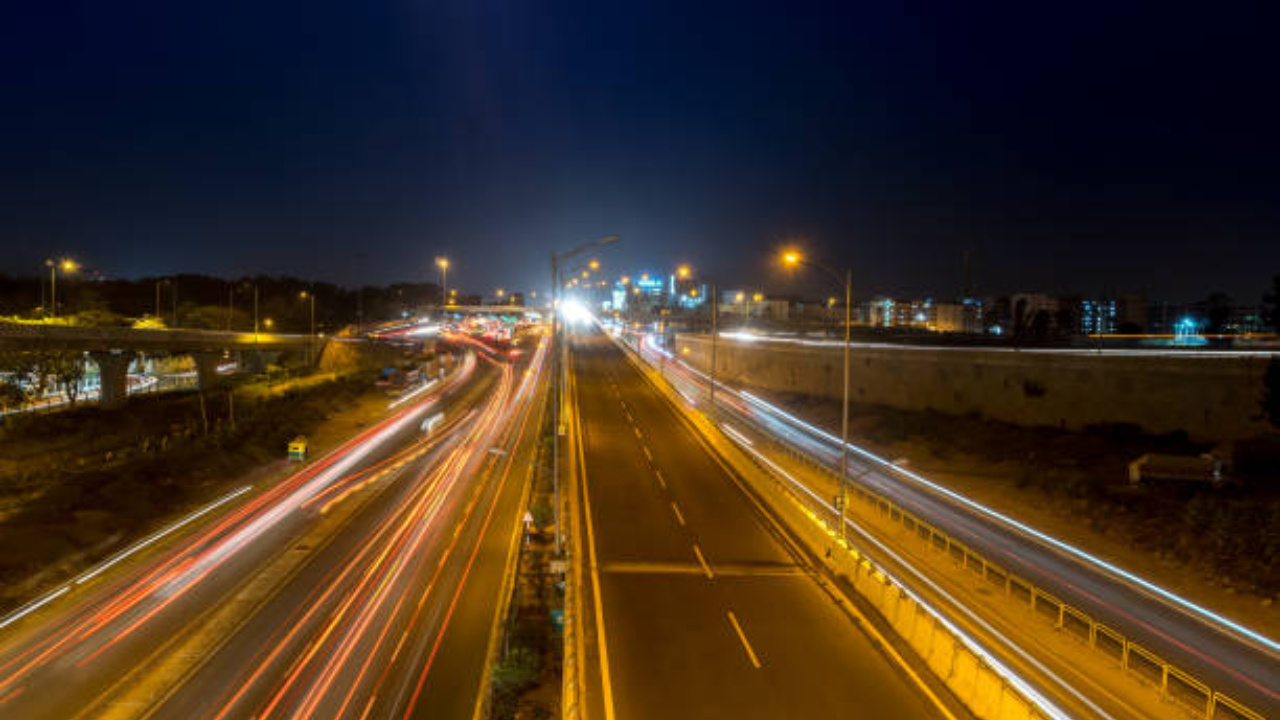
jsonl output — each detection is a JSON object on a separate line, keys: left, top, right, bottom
{"left": 710, "top": 282, "right": 718, "bottom": 410}
{"left": 550, "top": 235, "right": 619, "bottom": 556}
{"left": 47, "top": 261, "right": 57, "bottom": 319}
{"left": 46, "top": 258, "right": 77, "bottom": 319}
{"left": 301, "top": 290, "right": 316, "bottom": 364}
{"left": 783, "top": 251, "right": 853, "bottom": 542}
{"left": 550, "top": 252, "right": 559, "bottom": 554}
{"left": 840, "top": 268, "right": 851, "bottom": 542}
{"left": 436, "top": 257, "right": 449, "bottom": 308}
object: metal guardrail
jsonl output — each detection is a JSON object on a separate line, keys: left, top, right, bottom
{"left": 765, "top": 428, "right": 1267, "bottom": 720}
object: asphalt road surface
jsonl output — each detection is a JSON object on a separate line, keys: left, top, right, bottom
{"left": 0, "top": 339, "right": 547, "bottom": 720}
{"left": 569, "top": 330, "right": 959, "bottom": 720}
{"left": 635, "top": 330, "right": 1280, "bottom": 720}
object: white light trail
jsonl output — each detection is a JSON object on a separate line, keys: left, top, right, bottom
{"left": 736, "top": 389, "right": 1280, "bottom": 656}
{"left": 0, "top": 484, "right": 254, "bottom": 631}
{"left": 722, "top": 430, "right": 1083, "bottom": 720}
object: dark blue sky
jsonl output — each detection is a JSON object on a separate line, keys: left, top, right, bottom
{"left": 2, "top": 1, "right": 1277, "bottom": 302}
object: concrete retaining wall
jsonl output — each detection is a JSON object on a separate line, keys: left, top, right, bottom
{"left": 675, "top": 334, "right": 1275, "bottom": 441}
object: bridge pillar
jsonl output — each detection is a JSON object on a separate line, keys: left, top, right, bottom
{"left": 193, "top": 352, "right": 222, "bottom": 391}
{"left": 90, "top": 351, "right": 133, "bottom": 410}
{"left": 239, "top": 350, "right": 268, "bottom": 374}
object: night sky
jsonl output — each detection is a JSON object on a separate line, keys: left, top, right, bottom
{"left": 2, "top": 2, "right": 1277, "bottom": 302}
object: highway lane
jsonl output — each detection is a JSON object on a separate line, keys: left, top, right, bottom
{"left": 632, "top": 331, "right": 1280, "bottom": 718}
{"left": 0, "top": 337, "right": 548, "bottom": 720}
{"left": 569, "top": 330, "right": 961, "bottom": 720}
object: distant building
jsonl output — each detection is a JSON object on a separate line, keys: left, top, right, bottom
{"left": 868, "top": 297, "right": 895, "bottom": 327}
{"left": 932, "top": 299, "right": 984, "bottom": 333}
{"left": 1079, "top": 299, "right": 1118, "bottom": 335}
{"left": 1119, "top": 293, "right": 1147, "bottom": 333}
{"left": 1228, "top": 305, "right": 1266, "bottom": 334}
{"left": 1011, "top": 293, "right": 1059, "bottom": 334}
{"left": 720, "top": 291, "right": 789, "bottom": 321}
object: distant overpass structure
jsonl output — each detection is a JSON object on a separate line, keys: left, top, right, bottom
{"left": 430, "top": 304, "right": 543, "bottom": 316}
{"left": 0, "top": 324, "right": 322, "bottom": 409}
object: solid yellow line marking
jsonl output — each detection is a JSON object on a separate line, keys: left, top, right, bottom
{"left": 692, "top": 544, "right": 713, "bottom": 579}
{"left": 670, "top": 502, "right": 686, "bottom": 527}
{"left": 576, "top": 368, "right": 618, "bottom": 720}
{"left": 727, "top": 611, "right": 762, "bottom": 669}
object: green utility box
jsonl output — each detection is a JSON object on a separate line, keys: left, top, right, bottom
{"left": 288, "top": 436, "right": 308, "bottom": 461}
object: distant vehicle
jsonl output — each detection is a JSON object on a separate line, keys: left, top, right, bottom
{"left": 1128, "top": 453, "right": 1228, "bottom": 487}
{"left": 420, "top": 412, "right": 444, "bottom": 434}
{"left": 378, "top": 365, "right": 424, "bottom": 395}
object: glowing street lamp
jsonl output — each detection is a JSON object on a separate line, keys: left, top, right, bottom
{"left": 677, "top": 265, "right": 691, "bottom": 279}
{"left": 779, "top": 248, "right": 853, "bottom": 542}
{"left": 734, "top": 291, "right": 745, "bottom": 303}
{"left": 550, "top": 234, "right": 621, "bottom": 555}
{"left": 44, "top": 257, "right": 78, "bottom": 319}
{"left": 300, "top": 291, "right": 316, "bottom": 364}
{"left": 435, "top": 257, "right": 450, "bottom": 306}
{"left": 588, "top": 259, "right": 600, "bottom": 270}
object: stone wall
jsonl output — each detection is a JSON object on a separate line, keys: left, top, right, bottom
{"left": 675, "top": 334, "right": 1275, "bottom": 441}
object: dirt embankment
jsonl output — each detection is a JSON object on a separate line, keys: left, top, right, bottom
{"left": 763, "top": 391, "right": 1280, "bottom": 634}
{"left": 0, "top": 375, "right": 383, "bottom": 608}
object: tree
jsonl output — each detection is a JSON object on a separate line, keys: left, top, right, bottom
{"left": 1264, "top": 275, "right": 1280, "bottom": 331}
{"left": 0, "top": 379, "right": 25, "bottom": 411}
{"left": 42, "top": 351, "right": 88, "bottom": 406}
{"left": 183, "top": 304, "right": 249, "bottom": 330}
{"left": 1263, "top": 358, "right": 1280, "bottom": 431}
{"left": 1204, "top": 292, "right": 1232, "bottom": 334}
{"left": 71, "top": 308, "right": 128, "bottom": 327}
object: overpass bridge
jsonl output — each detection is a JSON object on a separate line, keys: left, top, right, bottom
{"left": 0, "top": 324, "right": 321, "bottom": 409}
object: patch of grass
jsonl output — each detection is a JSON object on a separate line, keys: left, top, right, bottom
{"left": 0, "top": 375, "right": 374, "bottom": 603}
{"left": 771, "top": 390, "right": 1280, "bottom": 595}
